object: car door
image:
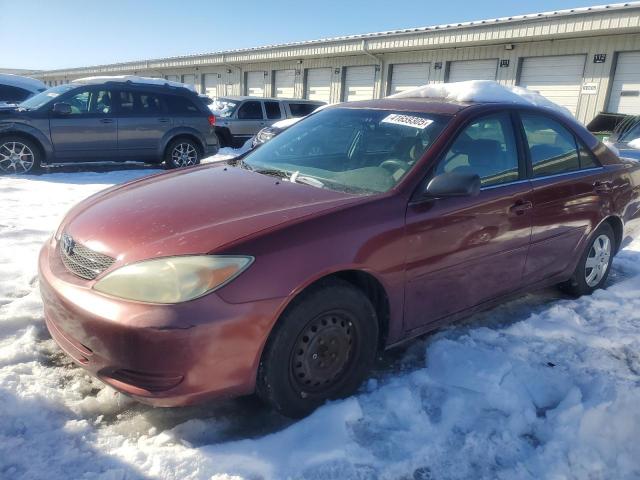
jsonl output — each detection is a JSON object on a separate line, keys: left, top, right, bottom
{"left": 517, "top": 111, "right": 605, "bottom": 284}
{"left": 114, "top": 88, "right": 172, "bottom": 161}
{"left": 233, "top": 100, "right": 266, "bottom": 140}
{"left": 404, "top": 112, "right": 533, "bottom": 331}
{"left": 49, "top": 86, "right": 117, "bottom": 160}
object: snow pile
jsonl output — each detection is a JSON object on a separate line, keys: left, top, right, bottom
{"left": 628, "top": 138, "right": 640, "bottom": 149}
{"left": 73, "top": 75, "right": 197, "bottom": 92}
{"left": 389, "top": 80, "right": 573, "bottom": 117}
{"left": 1, "top": 155, "right": 640, "bottom": 478}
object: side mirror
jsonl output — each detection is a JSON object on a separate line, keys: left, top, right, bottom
{"left": 425, "top": 172, "right": 481, "bottom": 197}
{"left": 52, "top": 102, "right": 72, "bottom": 115}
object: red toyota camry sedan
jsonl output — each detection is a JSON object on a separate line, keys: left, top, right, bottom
{"left": 39, "top": 96, "right": 640, "bottom": 417}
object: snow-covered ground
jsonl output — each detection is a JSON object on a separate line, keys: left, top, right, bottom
{"left": 1, "top": 152, "right": 640, "bottom": 479}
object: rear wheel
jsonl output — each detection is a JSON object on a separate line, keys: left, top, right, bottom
{"left": 164, "top": 138, "right": 201, "bottom": 169}
{"left": 256, "top": 279, "right": 378, "bottom": 418}
{"left": 0, "top": 137, "right": 41, "bottom": 175}
{"left": 560, "top": 222, "right": 615, "bottom": 296}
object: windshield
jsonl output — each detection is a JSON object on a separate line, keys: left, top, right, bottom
{"left": 210, "top": 97, "right": 239, "bottom": 118}
{"left": 19, "top": 84, "right": 75, "bottom": 110}
{"left": 241, "top": 107, "right": 449, "bottom": 194}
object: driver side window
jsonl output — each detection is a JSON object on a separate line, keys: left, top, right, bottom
{"left": 436, "top": 113, "right": 519, "bottom": 187}
{"left": 63, "top": 89, "right": 112, "bottom": 115}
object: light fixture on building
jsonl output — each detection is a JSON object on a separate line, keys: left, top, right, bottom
{"left": 334, "top": 68, "right": 340, "bottom": 74}
{"left": 505, "top": 44, "right": 515, "bottom": 50}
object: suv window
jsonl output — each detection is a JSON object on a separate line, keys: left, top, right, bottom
{"left": 264, "top": 101, "right": 282, "bottom": 119}
{"left": 0, "top": 85, "right": 31, "bottom": 103}
{"left": 288, "top": 102, "right": 318, "bottom": 117}
{"left": 116, "top": 91, "right": 165, "bottom": 115}
{"left": 64, "top": 89, "right": 112, "bottom": 115}
{"left": 521, "top": 113, "right": 580, "bottom": 177}
{"left": 164, "top": 94, "right": 199, "bottom": 115}
{"left": 237, "top": 101, "right": 263, "bottom": 120}
{"left": 436, "top": 113, "right": 519, "bottom": 187}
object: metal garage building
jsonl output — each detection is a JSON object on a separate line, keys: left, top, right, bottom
{"left": 24, "top": 2, "right": 640, "bottom": 123}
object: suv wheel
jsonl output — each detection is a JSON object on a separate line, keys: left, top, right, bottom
{"left": 0, "top": 138, "right": 41, "bottom": 175}
{"left": 256, "top": 279, "right": 378, "bottom": 418}
{"left": 165, "top": 138, "right": 201, "bottom": 169}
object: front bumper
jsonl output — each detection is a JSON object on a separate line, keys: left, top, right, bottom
{"left": 38, "top": 239, "right": 284, "bottom": 406}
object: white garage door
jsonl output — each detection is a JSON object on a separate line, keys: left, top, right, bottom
{"left": 182, "top": 74, "right": 197, "bottom": 91}
{"left": 305, "top": 68, "right": 332, "bottom": 102}
{"left": 165, "top": 75, "right": 179, "bottom": 82}
{"left": 246, "top": 71, "right": 265, "bottom": 97}
{"left": 608, "top": 52, "right": 640, "bottom": 114}
{"left": 390, "top": 63, "right": 431, "bottom": 95}
{"left": 448, "top": 59, "right": 497, "bottom": 82}
{"left": 519, "top": 55, "right": 585, "bottom": 116}
{"left": 344, "top": 66, "right": 376, "bottom": 102}
{"left": 203, "top": 73, "right": 221, "bottom": 98}
{"left": 274, "top": 69, "right": 296, "bottom": 98}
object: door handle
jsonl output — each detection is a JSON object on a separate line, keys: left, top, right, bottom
{"left": 158, "top": 118, "right": 170, "bottom": 123}
{"left": 509, "top": 199, "right": 533, "bottom": 216}
{"left": 100, "top": 118, "right": 114, "bottom": 124}
{"left": 593, "top": 181, "right": 612, "bottom": 193}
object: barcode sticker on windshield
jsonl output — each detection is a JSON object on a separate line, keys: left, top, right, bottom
{"left": 381, "top": 114, "right": 433, "bottom": 129}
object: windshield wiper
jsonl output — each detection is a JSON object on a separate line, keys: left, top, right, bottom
{"left": 290, "top": 171, "right": 325, "bottom": 188}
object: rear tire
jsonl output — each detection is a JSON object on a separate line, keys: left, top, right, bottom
{"left": 0, "top": 137, "right": 41, "bottom": 175}
{"left": 560, "top": 222, "right": 615, "bottom": 296}
{"left": 164, "top": 137, "right": 201, "bottom": 169}
{"left": 256, "top": 279, "right": 378, "bottom": 418}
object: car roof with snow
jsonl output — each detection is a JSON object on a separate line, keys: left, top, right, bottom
{"left": 218, "top": 95, "right": 324, "bottom": 103}
{"left": 71, "top": 75, "right": 197, "bottom": 92}
{"left": 0, "top": 73, "right": 46, "bottom": 93}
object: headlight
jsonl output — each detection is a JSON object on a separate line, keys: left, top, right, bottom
{"left": 93, "top": 255, "right": 253, "bottom": 304}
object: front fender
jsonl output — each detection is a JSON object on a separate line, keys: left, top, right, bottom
{"left": 0, "top": 122, "right": 54, "bottom": 162}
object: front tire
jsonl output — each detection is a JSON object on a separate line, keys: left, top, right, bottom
{"left": 0, "top": 137, "right": 41, "bottom": 175}
{"left": 560, "top": 222, "right": 615, "bottom": 296}
{"left": 257, "top": 279, "right": 378, "bottom": 418}
{"left": 164, "top": 138, "right": 201, "bottom": 169}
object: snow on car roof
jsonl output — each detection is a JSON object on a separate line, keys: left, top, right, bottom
{"left": 0, "top": 73, "right": 46, "bottom": 93}
{"left": 72, "top": 75, "right": 196, "bottom": 92}
{"left": 388, "top": 80, "right": 573, "bottom": 117}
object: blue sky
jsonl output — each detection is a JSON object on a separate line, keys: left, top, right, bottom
{"left": 1, "top": 0, "right": 609, "bottom": 70}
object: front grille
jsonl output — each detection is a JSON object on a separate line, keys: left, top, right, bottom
{"left": 59, "top": 233, "right": 115, "bottom": 280}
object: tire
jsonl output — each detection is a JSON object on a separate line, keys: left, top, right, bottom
{"left": 164, "top": 137, "right": 201, "bottom": 169}
{"left": 560, "top": 222, "right": 615, "bottom": 297}
{"left": 256, "top": 279, "right": 379, "bottom": 418}
{"left": 0, "top": 137, "right": 41, "bottom": 175}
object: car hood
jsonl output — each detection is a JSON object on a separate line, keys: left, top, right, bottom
{"left": 61, "top": 163, "right": 362, "bottom": 266}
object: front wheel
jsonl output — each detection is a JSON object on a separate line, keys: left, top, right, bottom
{"left": 164, "top": 138, "right": 201, "bottom": 169}
{"left": 0, "top": 137, "right": 41, "bottom": 175}
{"left": 560, "top": 222, "right": 615, "bottom": 296}
{"left": 256, "top": 279, "right": 378, "bottom": 418}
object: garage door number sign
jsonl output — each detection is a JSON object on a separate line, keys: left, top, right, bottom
{"left": 581, "top": 82, "right": 599, "bottom": 95}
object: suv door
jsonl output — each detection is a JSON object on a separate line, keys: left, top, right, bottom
{"left": 404, "top": 112, "right": 533, "bottom": 331}
{"left": 517, "top": 111, "right": 604, "bottom": 284}
{"left": 233, "top": 100, "right": 266, "bottom": 141}
{"left": 49, "top": 87, "right": 117, "bottom": 160}
{"left": 113, "top": 88, "right": 171, "bottom": 161}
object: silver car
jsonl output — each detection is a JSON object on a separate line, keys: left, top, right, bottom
{"left": 211, "top": 96, "right": 325, "bottom": 147}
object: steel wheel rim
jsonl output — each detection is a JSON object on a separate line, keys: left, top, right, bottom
{"left": 0, "top": 141, "right": 35, "bottom": 174}
{"left": 171, "top": 143, "right": 197, "bottom": 167}
{"left": 585, "top": 234, "right": 611, "bottom": 287}
{"left": 290, "top": 310, "right": 356, "bottom": 395}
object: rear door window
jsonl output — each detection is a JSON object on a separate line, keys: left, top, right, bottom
{"left": 264, "top": 101, "right": 282, "bottom": 119}
{"left": 116, "top": 91, "right": 166, "bottom": 115}
{"left": 521, "top": 113, "right": 580, "bottom": 177}
{"left": 288, "top": 102, "right": 318, "bottom": 117}
{"left": 0, "top": 85, "right": 32, "bottom": 103}
{"left": 237, "top": 101, "right": 264, "bottom": 120}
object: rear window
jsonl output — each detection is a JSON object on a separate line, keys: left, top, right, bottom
{"left": 0, "top": 85, "right": 31, "bottom": 103}
{"left": 164, "top": 94, "right": 199, "bottom": 114}
{"left": 288, "top": 102, "right": 320, "bottom": 117}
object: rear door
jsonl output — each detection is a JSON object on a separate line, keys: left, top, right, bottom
{"left": 404, "top": 112, "right": 532, "bottom": 330}
{"left": 113, "top": 88, "right": 172, "bottom": 161}
{"left": 49, "top": 86, "right": 118, "bottom": 161}
{"left": 233, "top": 100, "right": 266, "bottom": 139}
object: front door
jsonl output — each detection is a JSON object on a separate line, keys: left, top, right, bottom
{"left": 49, "top": 87, "right": 117, "bottom": 161}
{"left": 233, "top": 100, "right": 266, "bottom": 141}
{"left": 404, "top": 112, "right": 532, "bottom": 331}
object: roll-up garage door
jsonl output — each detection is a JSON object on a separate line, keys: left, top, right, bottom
{"left": 274, "top": 69, "right": 296, "bottom": 98}
{"left": 246, "top": 71, "right": 265, "bottom": 97}
{"left": 608, "top": 52, "right": 640, "bottom": 114}
{"left": 390, "top": 63, "right": 430, "bottom": 95}
{"left": 305, "top": 68, "right": 332, "bottom": 102}
{"left": 166, "top": 75, "right": 179, "bottom": 82}
{"left": 344, "top": 66, "right": 376, "bottom": 102}
{"left": 182, "top": 74, "right": 197, "bottom": 91}
{"left": 448, "top": 59, "right": 497, "bottom": 82}
{"left": 203, "top": 73, "right": 221, "bottom": 98}
{"left": 519, "top": 55, "right": 586, "bottom": 116}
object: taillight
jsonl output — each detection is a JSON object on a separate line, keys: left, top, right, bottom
{"left": 208, "top": 115, "right": 216, "bottom": 126}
